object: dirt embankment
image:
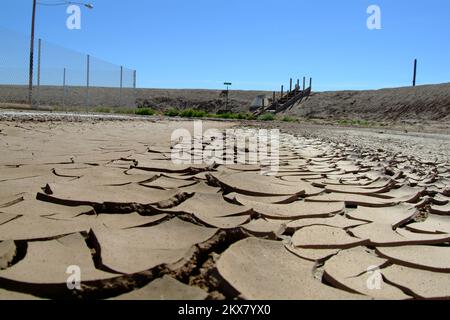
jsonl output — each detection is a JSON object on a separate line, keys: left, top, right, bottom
{"left": 1, "top": 83, "right": 449, "bottom": 125}
{"left": 0, "top": 85, "right": 267, "bottom": 113}
{"left": 285, "top": 83, "right": 450, "bottom": 123}
{"left": 135, "top": 88, "right": 268, "bottom": 113}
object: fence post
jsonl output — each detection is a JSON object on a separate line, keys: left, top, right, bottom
{"left": 86, "top": 54, "right": 90, "bottom": 113}
{"left": 303, "top": 77, "right": 306, "bottom": 90}
{"left": 309, "top": 78, "right": 312, "bottom": 90}
{"left": 133, "top": 70, "right": 137, "bottom": 109}
{"left": 272, "top": 91, "right": 276, "bottom": 104}
{"left": 62, "top": 68, "right": 66, "bottom": 111}
{"left": 413, "top": 59, "right": 417, "bottom": 87}
{"left": 119, "top": 66, "right": 123, "bottom": 108}
{"left": 281, "top": 85, "right": 284, "bottom": 98}
{"left": 36, "top": 38, "right": 41, "bottom": 109}
{"left": 289, "top": 78, "right": 292, "bottom": 93}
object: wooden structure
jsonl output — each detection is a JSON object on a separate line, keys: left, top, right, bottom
{"left": 254, "top": 77, "right": 312, "bottom": 115}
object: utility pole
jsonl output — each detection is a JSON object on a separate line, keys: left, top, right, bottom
{"left": 28, "top": 0, "right": 37, "bottom": 107}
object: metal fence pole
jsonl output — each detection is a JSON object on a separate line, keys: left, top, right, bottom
{"left": 62, "top": 68, "right": 66, "bottom": 111}
{"left": 119, "top": 66, "right": 123, "bottom": 108}
{"left": 86, "top": 54, "right": 90, "bottom": 113}
{"left": 413, "top": 59, "right": 417, "bottom": 87}
{"left": 36, "top": 38, "right": 41, "bottom": 109}
{"left": 133, "top": 70, "right": 137, "bottom": 109}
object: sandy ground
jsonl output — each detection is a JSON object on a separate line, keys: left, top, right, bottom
{"left": 0, "top": 112, "right": 449, "bottom": 300}
{"left": 252, "top": 121, "right": 450, "bottom": 164}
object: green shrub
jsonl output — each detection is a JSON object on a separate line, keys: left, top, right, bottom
{"left": 213, "top": 112, "right": 255, "bottom": 120}
{"left": 135, "top": 108, "right": 155, "bottom": 116}
{"left": 194, "top": 110, "right": 208, "bottom": 118}
{"left": 236, "top": 113, "right": 253, "bottom": 120}
{"left": 258, "top": 113, "right": 276, "bottom": 121}
{"left": 179, "top": 109, "right": 193, "bottom": 118}
{"left": 179, "top": 109, "right": 208, "bottom": 118}
{"left": 338, "top": 119, "right": 350, "bottom": 125}
{"left": 164, "top": 108, "right": 180, "bottom": 117}
{"left": 94, "top": 107, "right": 111, "bottom": 114}
{"left": 359, "top": 120, "right": 371, "bottom": 127}
{"left": 282, "top": 116, "right": 297, "bottom": 122}
{"left": 216, "top": 112, "right": 238, "bottom": 119}
{"left": 216, "top": 112, "right": 233, "bottom": 119}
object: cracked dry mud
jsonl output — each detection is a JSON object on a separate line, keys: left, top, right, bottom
{"left": 0, "top": 118, "right": 449, "bottom": 300}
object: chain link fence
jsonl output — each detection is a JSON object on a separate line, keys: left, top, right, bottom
{"left": 0, "top": 28, "right": 136, "bottom": 111}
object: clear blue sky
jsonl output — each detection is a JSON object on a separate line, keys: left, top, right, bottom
{"left": 0, "top": 0, "right": 449, "bottom": 91}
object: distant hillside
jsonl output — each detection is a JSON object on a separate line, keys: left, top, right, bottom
{"left": 285, "top": 83, "right": 450, "bottom": 122}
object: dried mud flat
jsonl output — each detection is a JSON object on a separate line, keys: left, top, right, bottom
{"left": 0, "top": 115, "right": 449, "bottom": 300}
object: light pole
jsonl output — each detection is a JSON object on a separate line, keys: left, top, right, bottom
{"left": 224, "top": 82, "right": 232, "bottom": 112}
{"left": 28, "top": 1, "right": 94, "bottom": 107}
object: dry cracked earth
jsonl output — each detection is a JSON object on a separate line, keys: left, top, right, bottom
{"left": 0, "top": 117, "right": 449, "bottom": 300}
